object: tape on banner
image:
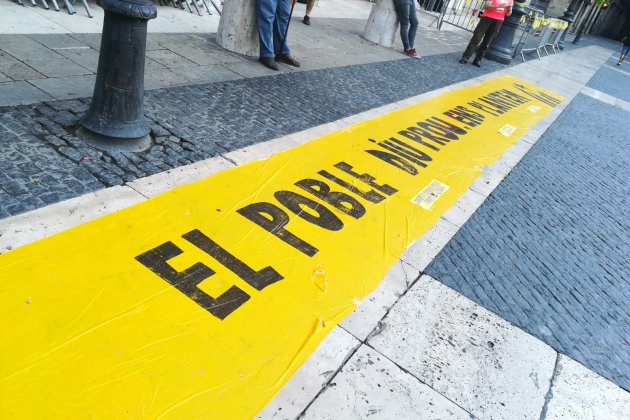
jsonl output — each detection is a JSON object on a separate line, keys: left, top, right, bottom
{"left": 0, "top": 76, "right": 563, "bottom": 419}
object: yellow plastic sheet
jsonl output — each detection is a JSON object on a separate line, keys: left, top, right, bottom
{"left": 0, "top": 76, "right": 563, "bottom": 419}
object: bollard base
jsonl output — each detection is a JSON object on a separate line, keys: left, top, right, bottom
{"left": 485, "top": 49, "right": 513, "bottom": 64}
{"left": 78, "top": 127, "right": 151, "bottom": 153}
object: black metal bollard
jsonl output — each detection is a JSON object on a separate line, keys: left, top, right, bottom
{"left": 485, "top": 2, "right": 528, "bottom": 64}
{"left": 81, "top": 0, "right": 157, "bottom": 144}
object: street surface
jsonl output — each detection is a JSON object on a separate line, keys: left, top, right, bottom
{"left": 0, "top": 0, "right": 629, "bottom": 418}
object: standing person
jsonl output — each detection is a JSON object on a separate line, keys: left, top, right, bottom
{"left": 617, "top": 32, "right": 630, "bottom": 65}
{"left": 256, "top": 0, "right": 301, "bottom": 71}
{"left": 459, "top": 0, "right": 513, "bottom": 67}
{"left": 393, "top": 0, "right": 420, "bottom": 58}
{"left": 293, "top": 0, "right": 315, "bottom": 25}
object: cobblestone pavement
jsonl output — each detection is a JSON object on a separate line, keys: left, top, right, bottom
{"left": 586, "top": 65, "right": 630, "bottom": 103}
{"left": 426, "top": 84, "right": 630, "bottom": 391}
{"left": 0, "top": 52, "right": 506, "bottom": 218}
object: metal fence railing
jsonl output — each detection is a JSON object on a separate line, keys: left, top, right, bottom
{"left": 430, "top": 2, "right": 569, "bottom": 61}
{"left": 513, "top": 12, "right": 568, "bottom": 61}
{"left": 10, "top": 0, "right": 222, "bottom": 17}
{"left": 436, "top": 0, "right": 486, "bottom": 32}
{"left": 155, "top": 0, "right": 222, "bottom": 16}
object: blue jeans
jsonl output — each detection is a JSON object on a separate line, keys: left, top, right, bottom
{"left": 256, "top": 0, "right": 291, "bottom": 58}
{"left": 393, "top": 0, "right": 419, "bottom": 50}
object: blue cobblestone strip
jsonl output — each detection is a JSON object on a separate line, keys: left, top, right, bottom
{"left": 0, "top": 53, "right": 508, "bottom": 218}
{"left": 427, "top": 91, "right": 630, "bottom": 391}
{"left": 586, "top": 64, "right": 630, "bottom": 103}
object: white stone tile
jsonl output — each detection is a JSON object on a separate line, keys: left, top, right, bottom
{"left": 581, "top": 86, "right": 617, "bottom": 106}
{"left": 400, "top": 218, "right": 459, "bottom": 271}
{"left": 0, "top": 186, "right": 145, "bottom": 253}
{"left": 288, "top": 120, "right": 349, "bottom": 145}
{"left": 496, "top": 137, "right": 533, "bottom": 166}
{"left": 544, "top": 355, "right": 630, "bottom": 420}
{"left": 340, "top": 261, "right": 420, "bottom": 341}
{"left": 301, "top": 345, "right": 473, "bottom": 420}
{"left": 368, "top": 275, "right": 557, "bottom": 420}
{"left": 256, "top": 327, "right": 360, "bottom": 420}
{"left": 615, "top": 98, "right": 630, "bottom": 112}
{"left": 223, "top": 136, "right": 300, "bottom": 165}
{"left": 441, "top": 188, "right": 487, "bottom": 228}
{"left": 470, "top": 163, "right": 509, "bottom": 197}
{"left": 128, "top": 156, "right": 234, "bottom": 198}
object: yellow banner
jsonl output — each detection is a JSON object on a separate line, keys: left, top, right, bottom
{"left": 0, "top": 76, "right": 563, "bottom": 419}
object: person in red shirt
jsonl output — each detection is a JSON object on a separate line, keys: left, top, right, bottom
{"left": 459, "top": 0, "right": 513, "bottom": 67}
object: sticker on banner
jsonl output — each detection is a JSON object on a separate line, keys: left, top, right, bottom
{"left": 413, "top": 180, "right": 450, "bottom": 210}
{"left": 499, "top": 124, "right": 518, "bottom": 136}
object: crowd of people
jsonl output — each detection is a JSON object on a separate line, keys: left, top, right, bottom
{"left": 252, "top": 0, "right": 623, "bottom": 72}
{"left": 254, "top": 0, "right": 514, "bottom": 71}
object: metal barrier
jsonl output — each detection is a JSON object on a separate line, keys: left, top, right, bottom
{"left": 156, "top": 0, "right": 222, "bottom": 16}
{"left": 12, "top": 0, "right": 93, "bottom": 17}
{"left": 436, "top": 0, "right": 485, "bottom": 31}
{"left": 10, "top": 0, "right": 221, "bottom": 17}
{"left": 513, "top": 12, "right": 568, "bottom": 61}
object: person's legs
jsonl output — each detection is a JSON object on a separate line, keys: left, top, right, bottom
{"left": 408, "top": 0, "right": 419, "bottom": 50}
{"left": 461, "top": 17, "right": 492, "bottom": 62}
{"left": 256, "top": 0, "right": 278, "bottom": 58}
{"left": 393, "top": 0, "right": 411, "bottom": 50}
{"left": 302, "top": 0, "right": 314, "bottom": 24}
{"left": 272, "top": 0, "right": 291, "bottom": 56}
{"left": 619, "top": 46, "right": 629, "bottom": 64}
{"left": 273, "top": 0, "right": 301, "bottom": 66}
{"left": 474, "top": 18, "right": 502, "bottom": 64}
{"left": 305, "top": 0, "right": 314, "bottom": 16}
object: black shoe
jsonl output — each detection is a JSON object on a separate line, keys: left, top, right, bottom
{"left": 459, "top": 58, "right": 467, "bottom": 64}
{"left": 259, "top": 57, "right": 279, "bottom": 71}
{"left": 275, "top": 54, "right": 301, "bottom": 67}
{"left": 302, "top": 15, "right": 310, "bottom": 25}
{"left": 472, "top": 60, "right": 481, "bottom": 67}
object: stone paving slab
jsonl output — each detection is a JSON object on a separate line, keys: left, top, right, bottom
{"left": 368, "top": 275, "right": 557, "bottom": 420}
{"left": 52, "top": 47, "right": 100, "bottom": 73}
{"left": 544, "top": 355, "right": 630, "bottom": 420}
{"left": 28, "top": 74, "right": 97, "bottom": 100}
{"left": 0, "top": 34, "right": 65, "bottom": 62}
{"left": 0, "top": 81, "right": 53, "bottom": 107}
{"left": 67, "top": 33, "right": 103, "bottom": 51}
{"left": 23, "top": 57, "right": 92, "bottom": 78}
{"left": 301, "top": 345, "right": 473, "bottom": 420}
{"left": 178, "top": 63, "right": 245, "bottom": 85}
{"left": 257, "top": 327, "right": 360, "bottom": 420}
{"left": 0, "top": 50, "right": 46, "bottom": 81}
{"left": 340, "top": 261, "right": 420, "bottom": 342}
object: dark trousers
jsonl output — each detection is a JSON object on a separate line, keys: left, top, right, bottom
{"left": 462, "top": 17, "right": 503, "bottom": 62}
{"left": 256, "top": 0, "right": 291, "bottom": 58}
{"left": 393, "top": 0, "right": 419, "bottom": 50}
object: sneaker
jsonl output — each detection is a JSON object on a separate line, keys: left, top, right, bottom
{"left": 275, "top": 54, "right": 301, "bottom": 67}
{"left": 617, "top": 62, "right": 621, "bottom": 65}
{"left": 302, "top": 15, "right": 310, "bottom": 25}
{"left": 472, "top": 60, "right": 481, "bottom": 68}
{"left": 459, "top": 58, "right": 467, "bottom": 64}
{"left": 259, "top": 57, "right": 279, "bottom": 71}
{"left": 403, "top": 48, "right": 419, "bottom": 59}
